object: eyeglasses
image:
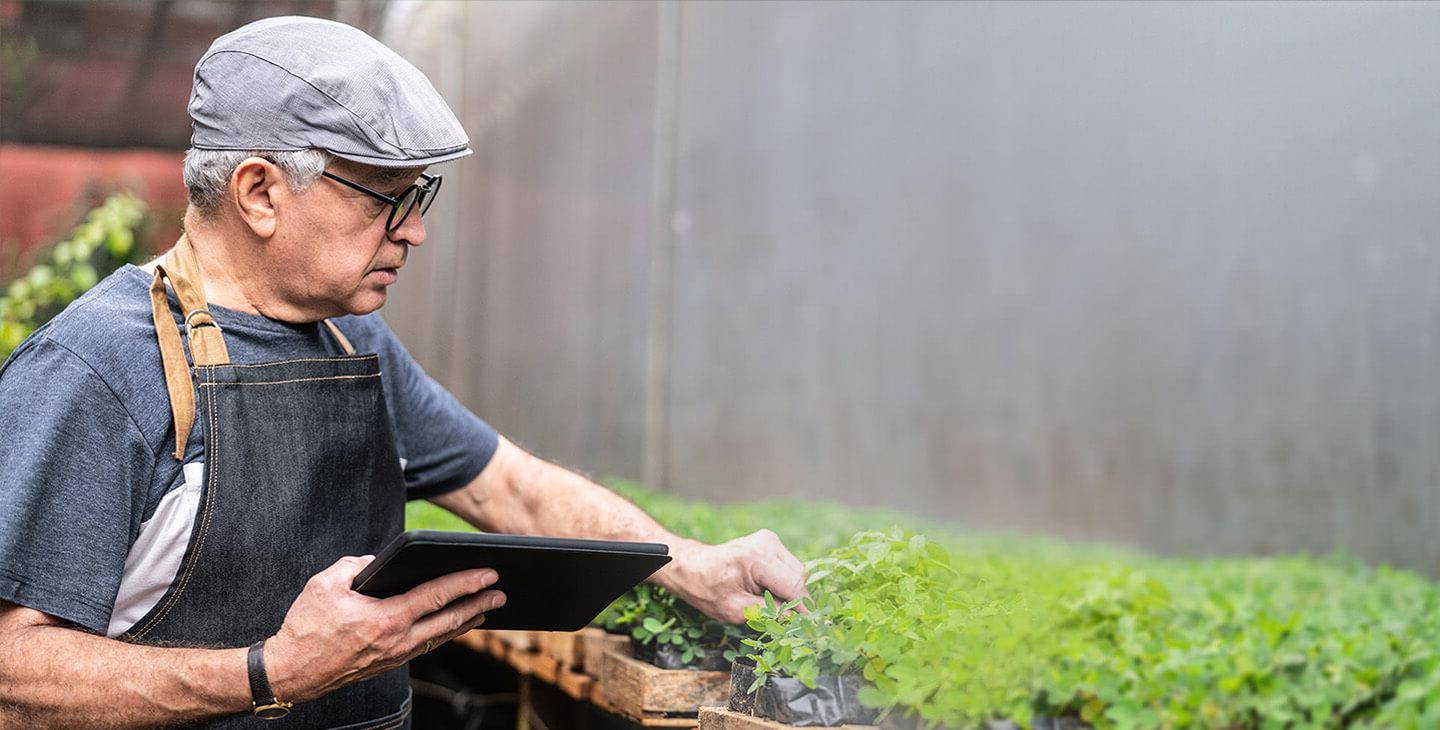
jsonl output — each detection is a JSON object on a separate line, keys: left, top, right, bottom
{"left": 320, "top": 170, "right": 443, "bottom": 233}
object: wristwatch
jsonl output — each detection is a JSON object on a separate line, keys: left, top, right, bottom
{"left": 247, "top": 640, "right": 294, "bottom": 720}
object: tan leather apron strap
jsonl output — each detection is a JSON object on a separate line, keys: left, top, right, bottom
{"left": 160, "top": 235, "right": 230, "bottom": 367}
{"left": 149, "top": 234, "right": 231, "bottom": 460}
{"left": 150, "top": 268, "right": 194, "bottom": 460}
{"left": 322, "top": 319, "right": 356, "bottom": 355}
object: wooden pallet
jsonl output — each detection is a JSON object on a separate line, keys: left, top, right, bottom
{"left": 538, "top": 629, "right": 586, "bottom": 669}
{"left": 483, "top": 632, "right": 509, "bottom": 661}
{"left": 596, "top": 648, "right": 730, "bottom": 727}
{"left": 510, "top": 648, "right": 561, "bottom": 684}
{"left": 698, "top": 707, "right": 879, "bottom": 730}
{"left": 555, "top": 665, "right": 596, "bottom": 701}
{"left": 492, "top": 629, "right": 539, "bottom": 652}
{"left": 452, "top": 630, "right": 490, "bottom": 656}
{"left": 578, "top": 626, "right": 631, "bottom": 674}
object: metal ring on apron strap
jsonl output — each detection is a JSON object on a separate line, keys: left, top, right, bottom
{"left": 184, "top": 308, "right": 223, "bottom": 337}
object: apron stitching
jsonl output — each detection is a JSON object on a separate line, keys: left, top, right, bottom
{"left": 225, "top": 355, "right": 377, "bottom": 369}
{"left": 134, "top": 366, "right": 220, "bottom": 638}
{"left": 197, "top": 373, "right": 380, "bottom": 388}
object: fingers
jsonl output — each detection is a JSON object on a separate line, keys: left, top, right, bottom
{"left": 406, "top": 588, "right": 507, "bottom": 652}
{"left": 747, "top": 532, "right": 808, "bottom": 603}
{"left": 719, "top": 593, "right": 764, "bottom": 624}
{"left": 390, "top": 568, "right": 500, "bottom": 620}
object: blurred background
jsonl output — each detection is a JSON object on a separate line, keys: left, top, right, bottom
{"left": 2, "top": 0, "right": 1437, "bottom": 577}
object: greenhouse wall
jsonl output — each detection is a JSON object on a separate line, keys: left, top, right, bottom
{"left": 382, "top": 1, "right": 1440, "bottom": 575}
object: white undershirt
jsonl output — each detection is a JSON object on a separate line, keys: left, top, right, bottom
{"left": 105, "top": 458, "right": 408, "bottom": 637}
{"left": 106, "top": 461, "right": 205, "bottom": 637}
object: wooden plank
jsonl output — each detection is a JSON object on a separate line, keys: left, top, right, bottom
{"left": 531, "top": 653, "right": 560, "bottom": 684}
{"left": 636, "top": 714, "right": 703, "bottom": 728}
{"left": 539, "top": 629, "right": 586, "bottom": 668}
{"left": 493, "top": 629, "right": 539, "bottom": 652}
{"left": 509, "top": 647, "right": 536, "bottom": 676}
{"left": 698, "top": 707, "right": 879, "bottom": 730}
{"left": 556, "top": 666, "right": 595, "bottom": 701}
{"left": 452, "top": 630, "right": 489, "bottom": 655}
{"left": 598, "top": 648, "right": 730, "bottom": 719}
{"left": 486, "top": 633, "right": 509, "bottom": 661}
{"left": 579, "top": 627, "right": 631, "bottom": 675}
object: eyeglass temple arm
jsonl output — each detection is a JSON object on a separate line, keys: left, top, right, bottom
{"left": 320, "top": 171, "right": 400, "bottom": 205}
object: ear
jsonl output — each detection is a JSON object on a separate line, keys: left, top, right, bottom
{"left": 229, "top": 157, "right": 282, "bottom": 239}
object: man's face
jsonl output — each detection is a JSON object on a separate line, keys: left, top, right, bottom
{"left": 270, "top": 158, "right": 429, "bottom": 318}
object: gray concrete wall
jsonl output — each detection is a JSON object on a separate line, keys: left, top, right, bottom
{"left": 385, "top": 1, "right": 1440, "bottom": 575}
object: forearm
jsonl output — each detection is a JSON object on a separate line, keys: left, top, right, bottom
{"left": 432, "top": 438, "right": 702, "bottom": 577}
{"left": 0, "top": 622, "right": 249, "bottom": 728}
{"left": 433, "top": 436, "right": 808, "bottom": 623}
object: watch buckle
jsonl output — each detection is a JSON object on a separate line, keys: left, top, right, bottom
{"left": 253, "top": 700, "right": 293, "bottom": 720}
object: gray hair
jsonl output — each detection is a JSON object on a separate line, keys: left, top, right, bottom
{"left": 183, "top": 148, "right": 334, "bottom": 216}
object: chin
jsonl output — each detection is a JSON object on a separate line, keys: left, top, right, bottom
{"left": 345, "top": 290, "right": 389, "bottom": 316}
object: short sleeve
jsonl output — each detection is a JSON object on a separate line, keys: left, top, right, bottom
{"left": 0, "top": 337, "right": 151, "bottom": 633}
{"left": 353, "top": 317, "right": 500, "bottom": 499}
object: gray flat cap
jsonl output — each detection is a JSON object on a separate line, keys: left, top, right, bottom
{"left": 189, "top": 16, "right": 470, "bottom": 167}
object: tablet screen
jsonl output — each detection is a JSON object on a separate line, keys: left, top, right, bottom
{"left": 351, "top": 530, "right": 672, "bottom": 631}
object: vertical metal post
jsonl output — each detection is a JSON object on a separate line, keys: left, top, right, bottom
{"left": 643, "top": 0, "right": 683, "bottom": 492}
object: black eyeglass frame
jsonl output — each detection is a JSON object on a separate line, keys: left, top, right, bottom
{"left": 321, "top": 170, "right": 442, "bottom": 233}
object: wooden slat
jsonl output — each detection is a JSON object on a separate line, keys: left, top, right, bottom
{"left": 556, "top": 667, "right": 595, "bottom": 701}
{"left": 539, "top": 630, "right": 586, "bottom": 668}
{"left": 698, "top": 707, "right": 879, "bottom": 730}
{"left": 453, "top": 630, "right": 489, "bottom": 655}
{"left": 509, "top": 647, "right": 536, "bottom": 676}
{"left": 493, "top": 629, "right": 539, "bottom": 652}
{"left": 636, "top": 714, "right": 705, "bottom": 728}
{"left": 531, "top": 653, "right": 560, "bottom": 684}
{"left": 579, "top": 627, "right": 631, "bottom": 675}
{"left": 486, "top": 633, "right": 509, "bottom": 661}
{"left": 598, "top": 647, "right": 730, "bottom": 719}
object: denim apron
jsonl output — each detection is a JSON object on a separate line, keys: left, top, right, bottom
{"left": 124, "top": 234, "right": 411, "bottom": 729}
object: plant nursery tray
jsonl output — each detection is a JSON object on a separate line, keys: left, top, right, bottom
{"left": 699, "top": 707, "right": 878, "bottom": 730}
{"left": 598, "top": 647, "right": 730, "bottom": 723}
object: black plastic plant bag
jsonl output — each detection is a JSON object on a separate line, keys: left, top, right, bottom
{"left": 755, "top": 674, "right": 879, "bottom": 727}
{"left": 630, "top": 637, "right": 732, "bottom": 671}
{"left": 728, "top": 658, "right": 758, "bottom": 714}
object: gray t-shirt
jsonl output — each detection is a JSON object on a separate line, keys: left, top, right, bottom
{"left": 0, "top": 264, "right": 499, "bottom": 633}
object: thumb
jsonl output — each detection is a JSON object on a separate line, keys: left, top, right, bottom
{"left": 326, "top": 554, "right": 377, "bottom": 583}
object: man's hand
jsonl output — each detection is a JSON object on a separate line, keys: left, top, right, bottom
{"left": 437, "top": 437, "right": 808, "bottom": 626}
{"left": 656, "top": 529, "right": 808, "bottom": 624}
{"left": 264, "top": 555, "right": 507, "bottom": 704}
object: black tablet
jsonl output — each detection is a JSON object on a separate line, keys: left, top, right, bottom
{"left": 351, "top": 530, "right": 671, "bottom": 631}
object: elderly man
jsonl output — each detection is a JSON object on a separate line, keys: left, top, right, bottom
{"left": 0, "top": 16, "right": 804, "bottom": 728}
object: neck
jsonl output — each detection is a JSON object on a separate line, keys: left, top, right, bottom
{"left": 177, "top": 212, "right": 314, "bottom": 323}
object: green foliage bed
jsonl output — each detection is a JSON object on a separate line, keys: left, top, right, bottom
{"left": 409, "top": 484, "right": 1437, "bottom": 729}
{"left": 1, "top": 194, "right": 148, "bottom": 361}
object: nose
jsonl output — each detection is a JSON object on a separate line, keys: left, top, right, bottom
{"left": 388, "top": 205, "right": 428, "bottom": 247}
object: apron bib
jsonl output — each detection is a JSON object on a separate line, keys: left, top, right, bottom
{"left": 124, "top": 235, "right": 411, "bottom": 729}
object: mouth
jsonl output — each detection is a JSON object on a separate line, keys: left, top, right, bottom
{"left": 368, "top": 266, "right": 401, "bottom": 285}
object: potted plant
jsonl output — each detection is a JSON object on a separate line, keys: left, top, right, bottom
{"left": 741, "top": 593, "right": 874, "bottom": 726}
{"left": 604, "top": 583, "right": 748, "bottom": 671}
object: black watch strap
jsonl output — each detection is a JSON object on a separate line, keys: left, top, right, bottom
{"left": 247, "top": 640, "right": 293, "bottom": 720}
